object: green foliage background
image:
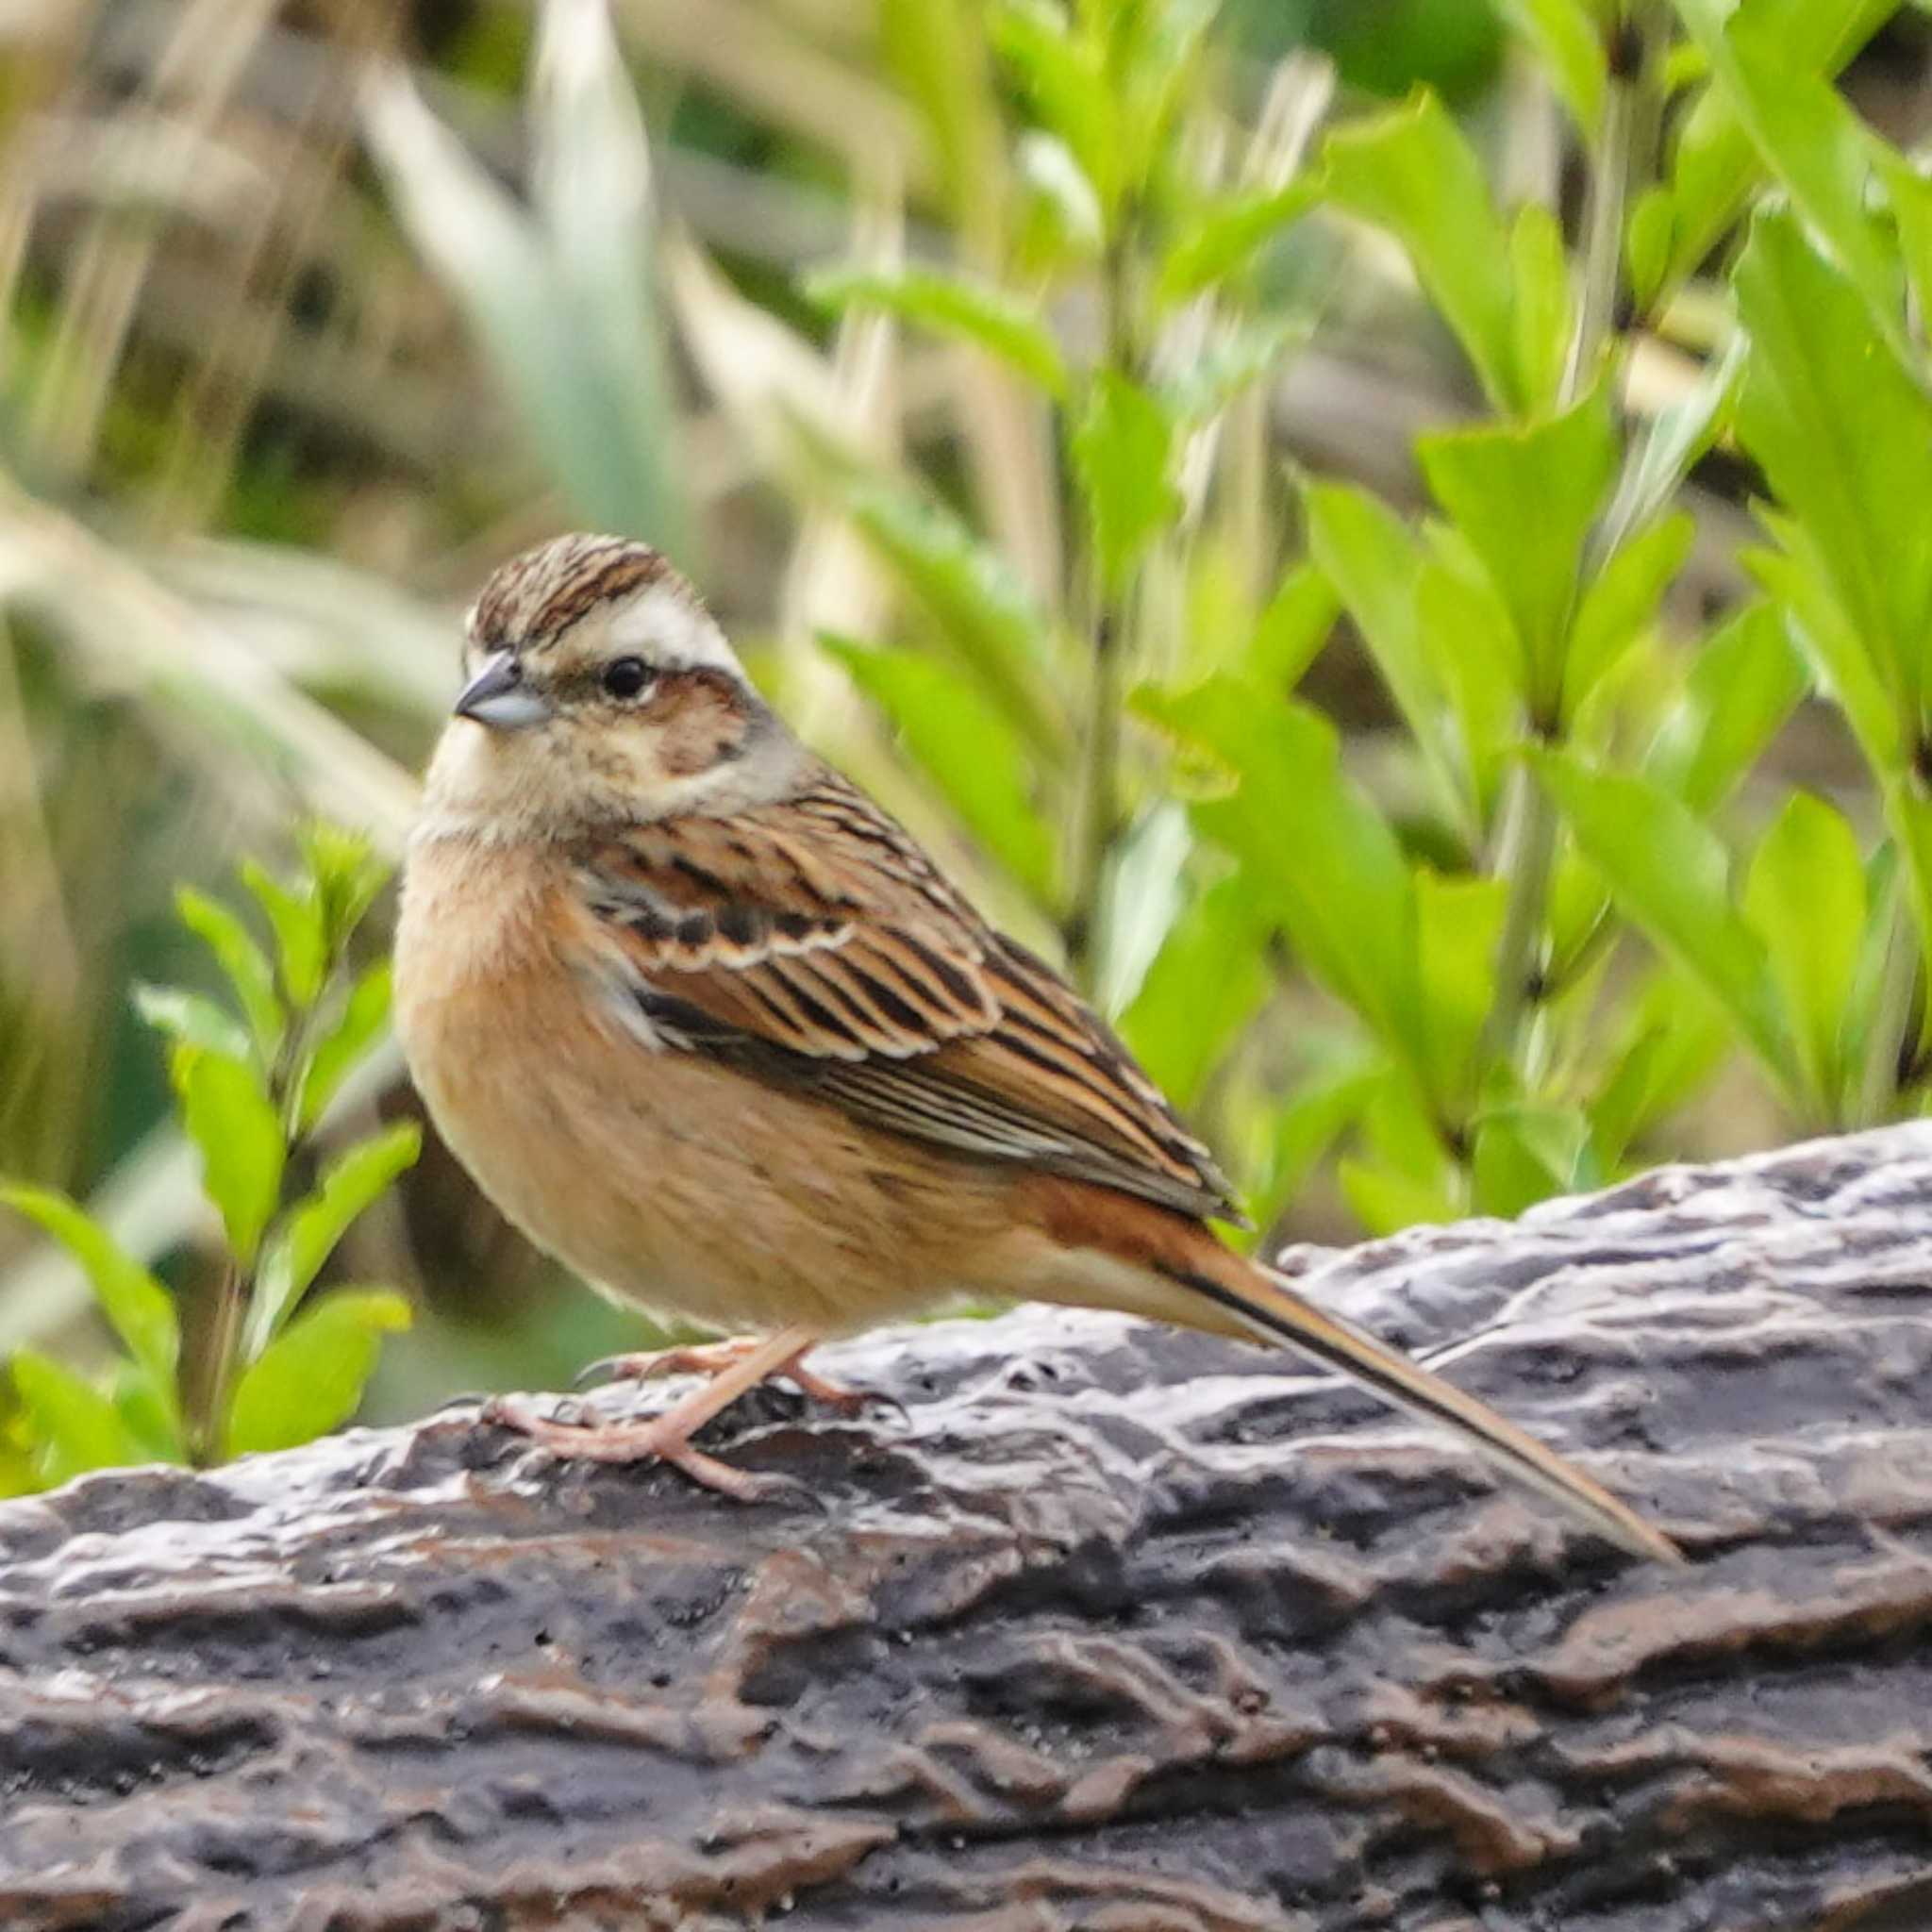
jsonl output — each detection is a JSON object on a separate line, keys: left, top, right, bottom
{"left": 2, "top": 0, "right": 1928, "bottom": 1466}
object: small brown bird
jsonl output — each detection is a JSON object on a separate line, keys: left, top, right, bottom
{"left": 394, "top": 533, "right": 1678, "bottom": 1564}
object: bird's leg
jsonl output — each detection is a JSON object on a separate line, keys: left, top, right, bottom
{"left": 575, "top": 1330, "right": 889, "bottom": 1418}
{"left": 484, "top": 1324, "right": 822, "bottom": 1500}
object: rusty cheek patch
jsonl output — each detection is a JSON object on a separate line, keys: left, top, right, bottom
{"left": 654, "top": 669, "right": 754, "bottom": 776}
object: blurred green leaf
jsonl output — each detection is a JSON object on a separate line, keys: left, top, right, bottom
{"left": 1415, "top": 870, "right": 1506, "bottom": 1111}
{"left": 1734, "top": 208, "right": 1932, "bottom": 737}
{"left": 1533, "top": 751, "right": 1796, "bottom": 1094}
{"left": 133, "top": 984, "right": 253, "bottom": 1063}
{"left": 241, "top": 860, "right": 325, "bottom": 1008}
{"left": 364, "top": 50, "right": 682, "bottom": 544}
{"left": 1645, "top": 602, "right": 1807, "bottom": 812}
{"left": 1141, "top": 678, "right": 1427, "bottom": 1084}
{"left": 1247, "top": 562, "right": 1339, "bottom": 691}
{"left": 840, "top": 477, "right": 1066, "bottom": 758}
{"left": 807, "top": 265, "right": 1069, "bottom": 396}
{"left": 1598, "top": 331, "right": 1744, "bottom": 558}
{"left": 1675, "top": 0, "right": 1906, "bottom": 367}
{"left": 0, "top": 1185, "right": 179, "bottom": 1409}
{"left": 1565, "top": 512, "right": 1694, "bottom": 721}
{"left": 1339, "top": 1157, "right": 1460, "bottom": 1236}
{"left": 1073, "top": 372, "right": 1179, "bottom": 592}
{"left": 1157, "top": 177, "right": 1322, "bottom": 304}
{"left": 1417, "top": 535, "right": 1521, "bottom": 826}
{"left": 1120, "top": 872, "right": 1271, "bottom": 1106}
{"left": 1591, "top": 968, "right": 1733, "bottom": 1163}
{"left": 881, "top": 0, "right": 1003, "bottom": 232}
{"left": 1660, "top": 0, "right": 1896, "bottom": 292}
{"left": 991, "top": 0, "right": 1113, "bottom": 210}
{"left": 1742, "top": 791, "right": 1863, "bottom": 1122}
{"left": 1323, "top": 91, "right": 1523, "bottom": 412}
{"left": 1094, "top": 804, "right": 1191, "bottom": 1021}
{"left": 175, "top": 886, "right": 282, "bottom": 1061}
{"left": 1749, "top": 516, "right": 1902, "bottom": 780}
{"left": 820, "top": 635, "right": 1058, "bottom": 904}
{"left": 1494, "top": 0, "right": 1605, "bottom": 140}
{"left": 1257, "top": 1050, "right": 1385, "bottom": 1217}
{"left": 225, "top": 1290, "right": 412, "bottom": 1458}
{"left": 247, "top": 1123, "right": 423, "bottom": 1358}
{"left": 1015, "top": 130, "right": 1105, "bottom": 266}
{"left": 1508, "top": 205, "right": 1573, "bottom": 417}
{"left": 1472, "top": 1103, "right": 1591, "bottom": 1219}
{"left": 1162, "top": 318, "right": 1307, "bottom": 423}
{"left": 112, "top": 1365, "right": 185, "bottom": 1463}
{"left": 1306, "top": 481, "right": 1468, "bottom": 834}
{"left": 171, "top": 1046, "right": 285, "bottom": 1266}
{"left": 10, "top": 1351, "right": 151, "bottom": 1486}
{"left": 298, "top": 823, "right": 389, "bottom": 954}
{"left": 1420, "top": 383, "right": 1619, "bottom": 720}
{"left": 297, "top": 960, "right": 394, "bottom": 1131}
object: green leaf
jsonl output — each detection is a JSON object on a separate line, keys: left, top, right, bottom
{"left": 819, "top": 636, "right": 1058, "bottom": 905}
{"left": 1742, "top": 791, "right": 1864, "bottom": 1123}
{"left": 881, "top": 0, "right": 1003, "bottom": 232}
{"left": 1660, "top": 0, "right": 1897, "bottom": 293}
{"left": 1415, "top": 870, "right": 1506, "bottom": 1112}
{"left": 1073, "top": 372, "right": 1178, "bottom": 593}
{"left": 1247, "top": 563, "right": 1339, "bottom": 691}
{"left": 1305, "top": 481, "right": 1469, "bottom": 836}
{"left": 1323, "top": 92, "right": 1523, "bottom": 413}
{"left": 1161, "top": 317, "right": 1307, "bottom": 424}
{"left": 1591, "top": 968, "right": 1732, "bottom": 1163}
{"left": 840, "top": 477, "right": 1066, "bottom": 758}
{"left": 1257, "top": 1049, "right": 1385, "bottom": 1217}
{"left": 296, "top": 959, "right": 394, "bottom": 1131}
{"left": 241, "top": 861, "right": 325, "bottom": 1008}
{"left": 1733, "top": 208, "right": 1932, "bottom": 727}
{"left": 175, "top": 886, "right": 282, "bottom": 1060}
{"left": 806, "top": 265, "right": 1069, "bottom": 396}
{"left": 1747, "top": 517, "right": 1901, "bottom": 780}
{"left": 991, "top": 0, "right": 1113, "bottom": 210}
{"left": 1339, "top": 1157, "right": 1460, "bottom": 1236}
{"left": 1119, "top": 872, "right": 1271, "bottom": 1108}
{"left": 1625, "top": 186, "right": 1675, "bottom": 314}
{"left": 364, "top": 49, "right": 684, "bottom": 546}
{"left": 1140, "top": 679, "right": 1427, "bottom": 1086}
{"left": 246, "top": 1124, "right": 423, "bottom": 1357}
{"left": 10, "top": 1350, "right": 150, "bottom": 1486}
{"left": 1015, "top": 131, "right": 1104, "bottom": 268}
{"left": 1675, "top": 0, "right": 1907, "bottom": 368}
{"left": 1418, "top": 382, "right": 1619, "bottom": 719}
{"left": 1156, "top": 177, "right": 1321, "bottom": 304}
{"left": 132, "top": 984, "right": 253, "bottom": 1064}
{"left": 1533, "top": 750, "right": 1796, "bottom": 1095}
{"left": 171, "top": 1046, "right": 286, "bottom": 1266}
{"left": 1472, "top": 1104, "right": 1592, "bottom": 1219}
{"left": 1565, "top": 513, "right": 1695, "bottom": 720}
{"left": 224, "top": 1290, "right": 412, "bottom": 1458}
{"left": 298, "top": 823, "right": 389, "bottom": 953}
{"left": 1645, "top": 602, "right": 1807, "bottom": 813}
{"left": 0, "top": 1185, "right": 179, "bottom": 1405}
{"left": 1508, "top": 204, "right": 1573, "bottom": 417}
{"left": 1494, "top": 0, "right": 1606, "bottom": 141}
{"left": 1598, "top": 330, "right": 1744, "bottom": 558}
{"left": 1417, "top": 534, "right": 1522, "bottom": 827}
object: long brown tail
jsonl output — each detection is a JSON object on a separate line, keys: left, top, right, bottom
{"left": 1156, "top": 1248, "right": 1682, "bottom": 1566}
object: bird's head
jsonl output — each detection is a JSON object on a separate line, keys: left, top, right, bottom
{"left": 424, "top": 534, "right": 796, "bottom": 838}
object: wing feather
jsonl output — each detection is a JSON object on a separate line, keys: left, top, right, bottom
{"left": 571, "top": 772, "right": 1242, "bottom": 1223}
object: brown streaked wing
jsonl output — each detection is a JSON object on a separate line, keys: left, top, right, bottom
{"left": 573, "top": 772, "right": 1243, "bottom": 1223}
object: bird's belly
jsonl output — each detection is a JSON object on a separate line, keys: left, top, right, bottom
{"left": 399, "top": 954, "right": 1016, "bottom": 1335}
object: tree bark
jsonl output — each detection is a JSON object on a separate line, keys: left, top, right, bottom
{"left": 4, "top": 1125, "right": 1932, "bottom": 1931}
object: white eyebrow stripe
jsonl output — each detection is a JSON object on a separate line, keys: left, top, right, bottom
{"left": 608, "top": 582, "right": 745, "bottom": 678}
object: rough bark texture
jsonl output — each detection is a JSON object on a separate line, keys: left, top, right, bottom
{"left": 4, "top": 1126, "right": 1932, "bottom": 1932}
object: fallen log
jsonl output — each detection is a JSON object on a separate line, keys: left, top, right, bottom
{"left": 4, "top": 1124, "right": 1932, "bottom": 1931}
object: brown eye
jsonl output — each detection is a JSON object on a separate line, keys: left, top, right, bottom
{"left": 602, "top": 656, "right": 654, "bottom": 701}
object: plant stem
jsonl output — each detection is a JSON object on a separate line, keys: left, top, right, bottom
{"left": 1069, "top": 218, "right": 1140, "bottom": 987}
{"left": 192, "top": 1261, "right": 246, "bottom": 1466}
{"left": 1478, "top": 2, "right": 1662, "bottom": 1080}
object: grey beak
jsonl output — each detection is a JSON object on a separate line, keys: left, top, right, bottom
{"left": 453, "top": 651, "right": 551, "bottom": 730}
